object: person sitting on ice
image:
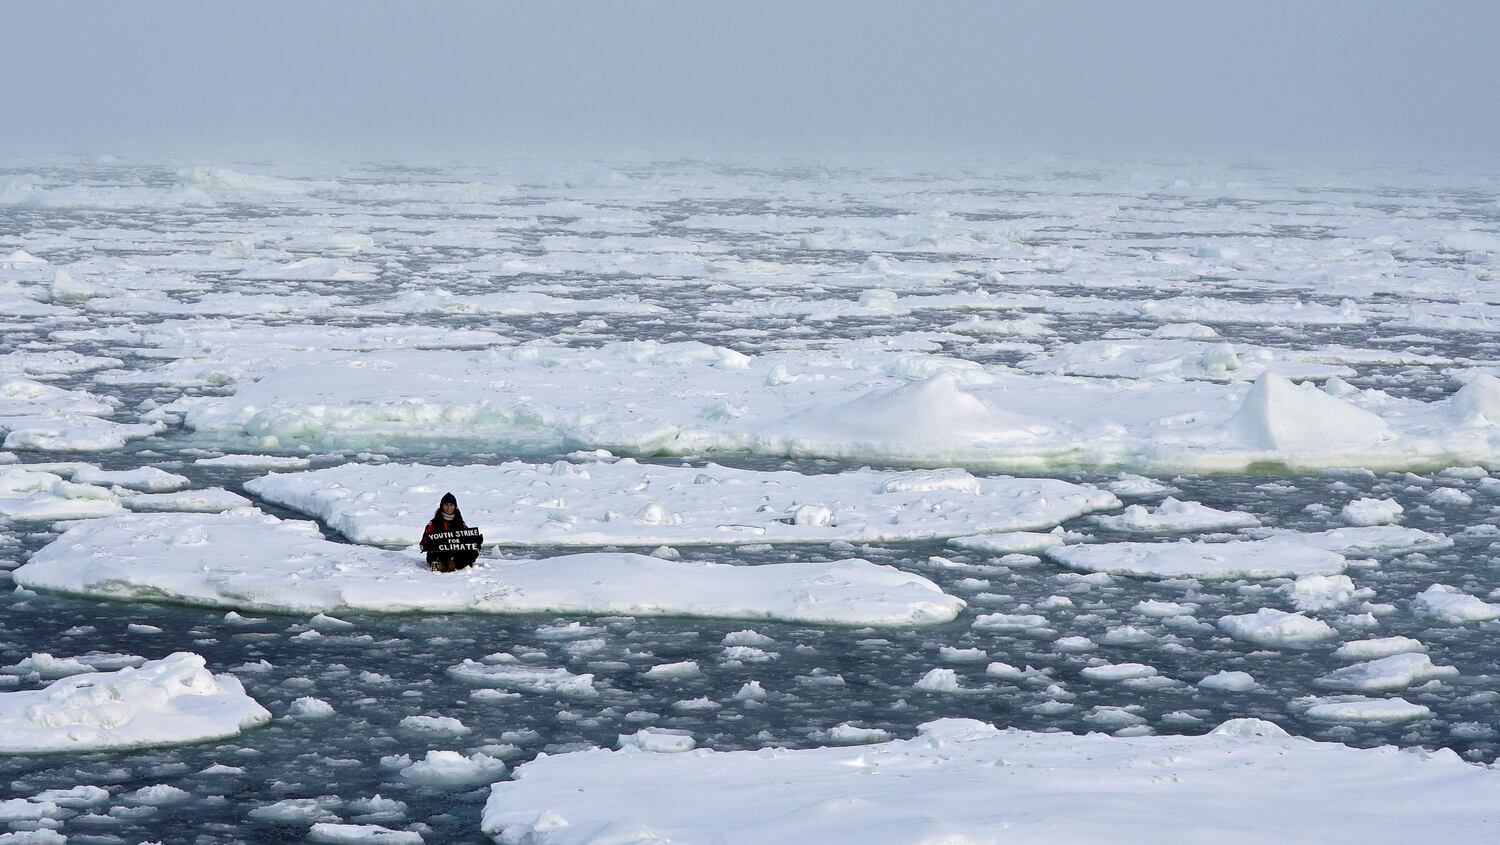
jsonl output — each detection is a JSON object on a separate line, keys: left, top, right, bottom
{"left": 419, "top": 492, "right": 482, "bottom": 573}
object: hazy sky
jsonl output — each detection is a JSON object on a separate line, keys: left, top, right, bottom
{"left": 5, "top": 1, "right": 1498, "bottom": 160}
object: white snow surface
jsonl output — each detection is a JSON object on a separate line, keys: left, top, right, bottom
{"left": 13, "top": 510, "right": 964, "bottom": 626}
{"left": 244, "top": 460, "right": 1120, "bottom": 547}
{"left": 481, "top": 717, "right": 1500, "bottom": 844}
{"left": 0, "top": 652, "right": 269, "bottom": 754}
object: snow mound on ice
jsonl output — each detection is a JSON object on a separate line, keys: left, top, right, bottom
{"left": 481, "top": 717, "right": 1500, "bottom": 844}
{"left": 794, "top": 372, "right": 1045, "bottom": 452}
{"left": 14, "top": 511, "right": 964, "bottom": 627}
{"left": 0, "top": 652, "right": 269, "bottom": 753}
{"left": 1445, "top": 374, "right": 1500, "bottom": 425}
{"left": 1223, "top": 372, "right": 1392, "bottom": 451}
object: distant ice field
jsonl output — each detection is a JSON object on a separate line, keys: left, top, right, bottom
{"left": 1, "top": 156, "right": 1498, "bottom": 842}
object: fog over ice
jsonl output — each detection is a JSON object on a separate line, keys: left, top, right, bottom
{"left": 4, "top": 0, "right": 1499, "bottom": 161}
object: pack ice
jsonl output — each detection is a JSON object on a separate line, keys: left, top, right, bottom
{"left": 481, "top": 718, "right": 1500, "bottom": 844}
{"left": 12, "top": 511, "right": 964, "bottom": 626}
{"left": 0, "top": 653, "right": 269, "bottom": 754}
{"left": 244, "top": 461, "right": 1119, "bottom": 547}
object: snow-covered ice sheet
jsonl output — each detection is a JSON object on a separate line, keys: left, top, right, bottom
{"left": 244, "top": 461, "right": 1119, "bottom": 547}
{"left": 13, "top": 511, "right": 964, "bottom": 626}
{"left": 161, "top": 335, "right": 1500, "bottom": 473}
{"left": 0, "top": 652, "right": 269, "bottom": 754}
{"left": 481, "top": 717, "right": 1500, "bottom": 844}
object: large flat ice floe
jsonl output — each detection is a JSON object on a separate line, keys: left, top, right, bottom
{"left": 1043, "top": 526, "right": 1448, "bottom": 580}
{"left": 155, "top": 336, "right": 1500, "bottom": 472}
{"left": 0, "top": 652, "right": 269, "bottom": 754}
{"left": 244, "top": 461, "right": 1119, "bottom": 547}
{"left": 13, "top": 511, "right": 964, "bottom": 626}
{"left": 480, "top": 717, "right": 1500, "bottom": 844}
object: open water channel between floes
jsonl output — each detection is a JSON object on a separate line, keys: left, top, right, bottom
{"left": 1, "top": 157, "right": 1498, "bottom": 842}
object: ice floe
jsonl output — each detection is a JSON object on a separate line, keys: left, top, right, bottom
{"left": 0, "top": 652, "right": 269, "bottom": 754}
{"left": 1046, "top": 536, "right": 1342, "bottom": 580}
{"left": 1045, "top": 526, "right": 1448, "bottom": 580}
{"left": 244, "top": 460, "right": 1119, "bottom": 547}
{"left": 481, "top": 717, "right": 1500, "bottom": 844}
{"left": 14, "top": 511, "right": 964, "bottom": 625}
{"left": 160, "top": 339, "right": 1500, "bottom": 473}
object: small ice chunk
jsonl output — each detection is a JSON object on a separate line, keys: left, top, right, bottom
{"left": 248, "top": 796, "right": 343, "bottom": 823}
{"left": 287, "top": 697, "right": 336, "bottom": 719}
{"left": 1134, "top": 599, "right": 1196, "bottom": 618}
{"left": 914, "top": 668, "right": 963, "bottom": 692}
{"left": 948, "top": 532, "right": 1063, "bottom": 555}
{"left": 1083, "top": 706, "right": 1147, "bottom": 728}
{"left": 1197, "top": 671, "right": 1259, "bottom": 692}
{"left": 398, "top": 715, "right": 471, "bottom": 736}
{"left": 1333, "top": 637, "right": 1426, "bottom": 660}
{"left": 1054, "top": 636, "right": 1095, "bottom": 653}
{"left": 1413, "top": 584, "right": 1500, "bottom": 624}
{"left": 1425, "top": 487, "right": 1473, "bottom": 507}
{"left": 972, "top": 613, "right": 1048, "bottom": 631}
{"left": 308, "top": 823, "right": 423, "bottom": 844}
{"left": 1095, "top": 497, "right": 1259, "bottom": 533}
{"left": 1304, "top": 697, "right": 1432, "bottom": 724}
{"left": 1316, "top": 653, "right": 1458, "bottom": 692}
{"left": 1340, "top": 498, "right": 1403, "bottom": 526}
{"left": 1281, "top": 574, "right": 1364, "bottom": 612}
{"left": 618, "top": 728, "right": 696, "bottom": 753}
{"left": 1107, "top": 474, "right": 1173, "bottom": 496}
{"left": 722, "top": 630, "right": 774, "bottom": 646}
{"left": 1217, "top": 609, "right": 1337, "bottom": 646}
{"left": 644, "top": 661, "right": 702, "bottom": 680}
{"left": 399, "top": 750, "right": 507, "bottom": 786}
{"left": 733, "top": 681, "right": 767, "bottom": 701}
{"left": 1209, "top": 717, "right": 1288, "bottom": 738}
{"left": 1081, "top": 663, "right": 1158, "bottom": 682}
